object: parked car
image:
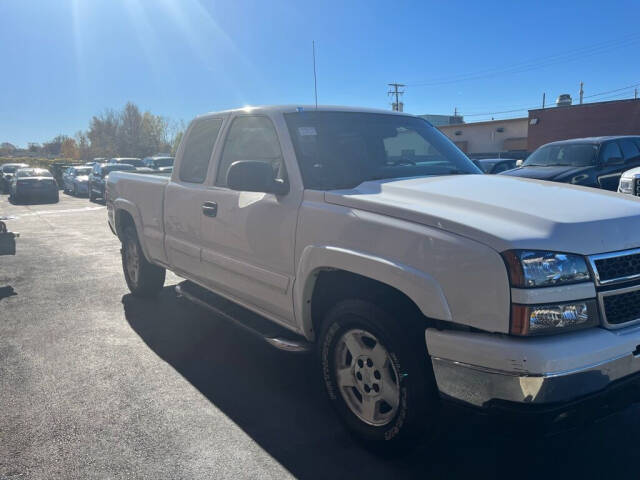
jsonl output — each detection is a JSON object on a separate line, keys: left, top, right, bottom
{"left": 88, "top": 163, "right": 136, "bottom": 202}
{"left": 500, "top": 136, "right": 640, "bottom": 190}
{"left": 107, "top": 105, "right": 640, "bottom": 447}
{"left": 0, "top": 163, "right": 29, "bottom": 193}
{"left": 108, "top": 157, "right": 145, "bottom": 168}
{"left": 62, "top": 166, "right": 93, "bottom": 196}
{"left": 143, "top": 156, "right": 174, "bottom": 171}
{"left": 10, "top": 168, "right": 58, "bottom": 203}
{"left": 472, "top": 158, "right": 518, "bottom": 174}
{"left": 50, "top": 162, "right": 83, "bottom": 188}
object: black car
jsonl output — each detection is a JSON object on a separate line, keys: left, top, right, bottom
{"left": 10, "top": 168, "right": 59, "bottom": 203}
{"left": 500, "top": 136, "right": 640, "bottom": 190}
{"left": 88, "top": 163, "right": 135, "bottom": 202}
{"left": 0, "top": 163, "right": 29, "bottom": 193}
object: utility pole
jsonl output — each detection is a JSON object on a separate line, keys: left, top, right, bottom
{"left": 635, "top": 88, "right": 638, "bottom": 100}
{"left": 388, "top": 83, "right": 405, "bottom": 111}
{"left": 454, "top": 107, "right": 458, "bottom": 117}
{"left": 579, "top": 81, "right": 584, "bottom": 104}
{"left": 542, "top": 92, "right": 546, "bottom": 109}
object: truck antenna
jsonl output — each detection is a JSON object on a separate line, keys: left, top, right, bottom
{"left": 312, "top": 40, "right": 318, "bottom": 110}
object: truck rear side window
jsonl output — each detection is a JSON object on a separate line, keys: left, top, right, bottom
{"left": 179, "top": 117, "right": 223, "bottom": 183}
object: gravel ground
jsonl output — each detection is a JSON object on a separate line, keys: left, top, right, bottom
{"left": 1, "top": 192, "right": 640, "bottom": 479}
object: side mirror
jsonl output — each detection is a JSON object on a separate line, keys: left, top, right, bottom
{"left": 227, "top": 161, "right": 289, "bottom": 195}
{"left": 606, "top": 156, "right": 624, "bottom": 165}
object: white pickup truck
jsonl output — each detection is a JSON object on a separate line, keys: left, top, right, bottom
{"left": 107, "top": 105, "right": 640, "bottom": 447}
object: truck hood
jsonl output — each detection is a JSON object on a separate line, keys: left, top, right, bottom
{"left": 324, "top": 175, "right": 640, "bottom": 255}
{"left": 499, "top": 165, "right": 591, "bottom": 181}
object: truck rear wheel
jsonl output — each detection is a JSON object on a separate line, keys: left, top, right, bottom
{"left": 121, "top": 225, "right": 165, "bottom": 297}
{"left": 318, "top": 299, "right": 438, "bottom": 450}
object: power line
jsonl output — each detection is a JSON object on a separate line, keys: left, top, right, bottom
{"left": 388, "top": 83, "right": 405, "bottom": 111}
{"left": 407, "top": 33, "right": 640, "bottom": 87}
{"left": 459, "top": 81, "right": 640, "bottom": 118}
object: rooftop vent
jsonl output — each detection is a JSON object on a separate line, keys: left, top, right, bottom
{"left": 556, "top": 94, "right": 572, "bottom": 107}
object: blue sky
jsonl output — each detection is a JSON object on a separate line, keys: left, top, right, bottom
{"left": 2, "top": 0, "right": 640, "bottom": 147}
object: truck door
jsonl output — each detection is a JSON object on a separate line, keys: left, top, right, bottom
{"left": 164, "top": 116, "right": 224, "bottom": 279}
{"left": 597, "top": 141, "right": 625, "bottom": 191}
{"left": 198, "top": 114, "right": 302, "bottom": 326}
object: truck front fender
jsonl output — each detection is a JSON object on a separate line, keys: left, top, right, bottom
{"left": 294, "top": 245, "right": 452, "bottom": 339}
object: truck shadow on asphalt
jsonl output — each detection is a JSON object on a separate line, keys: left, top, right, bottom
{"left": 122, "top": 286, "right": 640, "bottom": 480}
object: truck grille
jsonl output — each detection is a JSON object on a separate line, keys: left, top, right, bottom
{"left": 590, "top": 249, "right": 640, "bottom": 285}
{"left": 601, "top": 288, "right": 640, "bottom": 326}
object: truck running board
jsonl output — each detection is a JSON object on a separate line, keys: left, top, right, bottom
{"left": 175, "top": 281, "right": 312, "bottom": 353}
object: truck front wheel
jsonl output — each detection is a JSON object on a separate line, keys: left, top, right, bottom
{"left": 318, "top": 299, "right": 438, "bottom": 449}
{"left": 121, "top": 225, "right": 166, "bottom": 297}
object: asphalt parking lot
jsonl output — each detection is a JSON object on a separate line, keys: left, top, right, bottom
{"left": 2, "top": 192, "right": 640, "bottom": 479}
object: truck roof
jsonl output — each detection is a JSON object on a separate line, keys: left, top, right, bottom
{"left": 194, "top": 105, "right": 414, "bottom": 119}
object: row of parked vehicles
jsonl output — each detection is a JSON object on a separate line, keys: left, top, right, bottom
{"left": 0, "top": 155, "right": 174, "bottom": 204}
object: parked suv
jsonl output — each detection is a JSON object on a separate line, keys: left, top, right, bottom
{"left": 107, "top": 106, "right": 640, "bottom": 448}
{"left": 88, "top": 163, "right": 135, "bottom": 202}
{"left": 500, "top": 136, "right": 640, "bottom": 190}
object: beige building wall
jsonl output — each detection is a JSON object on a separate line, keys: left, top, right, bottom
{"left": 438, "top": 117, "right": 528, "bottom": 154}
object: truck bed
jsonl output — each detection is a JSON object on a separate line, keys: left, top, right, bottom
{"left": 107, "top": 171, "right": 170, "bottom": 264}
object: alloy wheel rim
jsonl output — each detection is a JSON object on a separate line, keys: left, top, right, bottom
{"left": 334, "top": 328, "right": 400, "bottom": 426}
{"left": 125, "top": 237, "right": 140, "bottom": 285}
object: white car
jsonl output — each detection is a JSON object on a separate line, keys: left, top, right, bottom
{"left": 107, "top": 105, "right": 640, "bottom": 448}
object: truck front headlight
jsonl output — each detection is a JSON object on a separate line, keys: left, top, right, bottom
{"left": 511, "top": 300, "right": 598, "bottom": 335}
{"left": 619, "top": 178, "right": 634, "bottom": 194}
{"left": 502, "top": 250, "right": 591, "bottom": 288}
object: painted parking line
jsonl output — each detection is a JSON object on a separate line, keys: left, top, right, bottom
{"left": 15, "top": 206, "right": 106, "bottom": 217}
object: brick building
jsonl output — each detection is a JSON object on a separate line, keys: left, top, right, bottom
{"left": 528, "top": 99, "right": 640, "bottom": 150}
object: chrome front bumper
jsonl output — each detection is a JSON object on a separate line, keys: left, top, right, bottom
{"left": 427, "top": 327, "right": 640, "bottom": 407}
{"left": 432, "top": 353, "right": 640, "bottom": 407}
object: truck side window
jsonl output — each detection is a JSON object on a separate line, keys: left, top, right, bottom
{"left": 600, "top": 142, "right": 622, "bottom": 163}
{"left": 619, "top": 139, "right": 640, "bottom": 162}
{"left": 179, "top": 117, "right": 223, "bottom": 184}
{"left": 216, "top": 116, "right": 284, "bottom": 187}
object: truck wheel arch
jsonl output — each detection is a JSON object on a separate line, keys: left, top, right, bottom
{"left": 113, "top": 200, "right": 150, "bottom": 261}
{"left": 295, "top": 246, "right": 452, "bottom": 340}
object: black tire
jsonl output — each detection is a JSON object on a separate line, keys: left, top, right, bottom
{"left": 121, "top": 225, "right": 165, "bottom": 297}
{"left": 52, "top": 191, "right": 59, "bottom": 203}
{"left": 318, "top": 299, "right": 438, "bottom": 450}
{"left": 88, "top": 184, "right": 96, "bottom": 202}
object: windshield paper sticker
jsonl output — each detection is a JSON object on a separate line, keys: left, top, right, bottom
{"left": 298, "top": 126, "right": 317, "bottom": 136}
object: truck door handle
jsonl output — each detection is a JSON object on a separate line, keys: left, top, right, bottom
{"left": 202, "top": 201, "right": 218, "bottom": 217}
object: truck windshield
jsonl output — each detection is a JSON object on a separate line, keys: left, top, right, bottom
{"left": 523, "top": 143, "right": 598, "bottom": 167}
{"left": 284, "top": 111, "right": 480, "bottom": 190}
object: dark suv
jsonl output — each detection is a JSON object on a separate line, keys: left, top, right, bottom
{"left": 88, "top": 163, "right": 135, "bottom": 202}
{"left": 500, "top": 136, "right": 640, "bottom": 190}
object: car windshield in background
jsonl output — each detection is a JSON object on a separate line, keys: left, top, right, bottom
{"left": 284, "top": 112, "right": 480, "bottom": 190}
{"left": 103, "top": 165, "right": 136, "bottom": 174}
{"left": 523, "top": 143, "right": 599, "bottom": 167}
{"left": 75, "top": 167, "right": 92, "bottom": 175}
{"left": 16, "top": 169, "right": 52, "bottom": 177}
{"left": 154, "top": 158, "right": 174, "bottom": 167}
{"left": 116, "top": 159, "right": 144, "bottom": 167}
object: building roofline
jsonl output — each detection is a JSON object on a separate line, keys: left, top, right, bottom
{"left": 439, "top": 117, "right": 528, "bottom": 128}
